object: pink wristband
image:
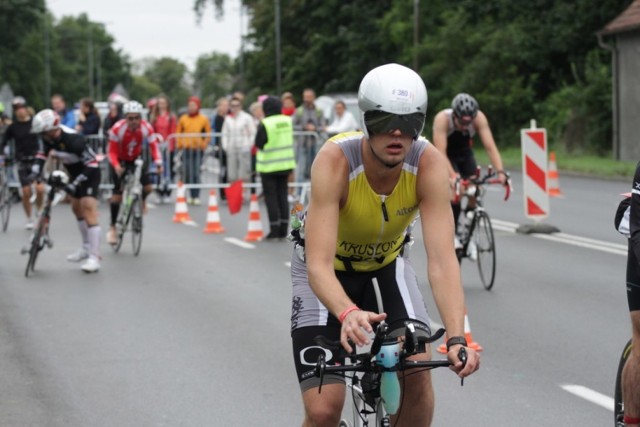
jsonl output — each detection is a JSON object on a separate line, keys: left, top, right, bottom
{"left": 338, "top": 305, "right": 360, "bottom": 323}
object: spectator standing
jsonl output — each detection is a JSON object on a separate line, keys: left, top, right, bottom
{"left": 249, "top": 101, "right": 264, "bottom": 194}
{"left": 281, "top": 92, "right": 297, "bottom": 201}
{"left": 1, "top": 97, "right": 44, "bottom": 229}
{"left": 175, "top": 96, "right": 211, "bottom": 205}
{"left": 325, "top": 100, "right": 359, "bottom": 136}
{"left": 211, "top": 97, "right": 229, "bottom": 198}
{"left": 293, "top": 88, "right": 325, "bottom": 183}
{"left": 102, "top": 101, "right": 123, "bottom": 135}
{"left": 255, "top": 96, "right": 296, "bottom": 239}
{"left": 221, "top": 97, "right": 256, "bottom": 190}
{"left": 51, "top": 94, "right": 76, "bottom": 128}
{"left": 150, "top": 95, "right": 177, "bottom": 203}
{"left": 76, "top": 98, "right": 101, "bottom": 136}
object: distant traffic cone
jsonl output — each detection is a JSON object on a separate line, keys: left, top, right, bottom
{"left": 244, "top": 193, "right": 264, "bottom": 241}
{"left": 172, "top": 181, "right": 193, "bottom": 223}
{"left": 437, "top": 308, "right": 483, "bottom": 353}
{"left": 547, "top": 151, "right": 563, "bottom": 197}
{"left": 203, "top": 190, "right": 225, "bottom": 233}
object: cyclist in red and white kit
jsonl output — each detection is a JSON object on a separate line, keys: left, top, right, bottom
{"left": 106, "top": 101, "right": 162, "bottom": 245}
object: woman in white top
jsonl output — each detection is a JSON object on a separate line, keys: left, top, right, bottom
{"left": 221, "top": 97, "right": 257, "bottom": 182}
{"left": 324, "top": 100, "right": 359, "bottom": 136}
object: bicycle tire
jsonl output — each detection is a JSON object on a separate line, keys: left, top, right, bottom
{"left": 25, "top": 221, "right": 44, "bottom": 277}
{"left": 1, "top": 180, "right": 11, "bottom": 232}
{"left": 131, "top": 195, "right": 143, "bottom": 256}
{"left": 113, "top": 200, "right": 130, "bottom": 253}
{"left": 474, "top": 210, "right": 496, "bottom": 290}
{"left": 614, "top": 339, "right": 633, "bottom": 426}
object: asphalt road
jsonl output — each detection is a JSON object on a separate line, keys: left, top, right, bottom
{"left": 0, "top": 171, "right": 632, "bottom": 426}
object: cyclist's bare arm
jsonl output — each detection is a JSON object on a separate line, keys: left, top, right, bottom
{"left": 417, "top": 145, "right": 478, "bottom": 374}
{"left": 475, "top": 111, "right": 506, "bottom": 183}
{"left": 305, "top": 142, "right": 385, "bottom": 352}
{"left": 431, "top": 111, "right": 457, "bottom": 179}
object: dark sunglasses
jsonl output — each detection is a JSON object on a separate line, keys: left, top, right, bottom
{"left": 454, "top": 114, "right": 473, "bottom": 126}
{"left": 127, "top": 115, "right": 142, "bottom": 121}
{"left": 364, "top": 110, "right": 425, "bottom": 138}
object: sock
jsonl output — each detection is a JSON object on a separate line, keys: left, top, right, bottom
{"left": 87, "top": 224, "right": 101, "bottom": 258}
{"left": 77, "top": 219, "right": 89, "bottom": 251}
{"left": 110, "top": 203, "right": 119, "bottom": 226}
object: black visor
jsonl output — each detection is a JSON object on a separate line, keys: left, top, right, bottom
{"left": 364, "top": 110, "right": 425, "bottom": 138}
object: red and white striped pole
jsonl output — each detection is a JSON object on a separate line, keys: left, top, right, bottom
{"left": 517, "top": 120, "right": 559, "bottom": 234}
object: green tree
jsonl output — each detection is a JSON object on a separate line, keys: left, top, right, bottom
{"left": 193, "top": 52, "right": 235, "bottom": 106}
{"left": 129, "top": 75, "right": 163, "bottom": 104}
{"left": 142, "top": 57, "right": 190, "bottom": 108}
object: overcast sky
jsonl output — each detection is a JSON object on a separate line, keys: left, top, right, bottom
{"left": 47, "top": 0, "right": 245, "bottom": 71}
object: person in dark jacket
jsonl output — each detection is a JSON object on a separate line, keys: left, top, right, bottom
{"left": 76, "top": 98, "right": 101, "bottom": 136}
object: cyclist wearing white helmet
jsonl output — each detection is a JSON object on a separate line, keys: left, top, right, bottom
{"left": 106, "top": 100, "right": 162, "bottom": 245}
{"left": 432, "top": 93, "right": 506, "bottom": 246}
{"left": 31, "top": 109, "right": 102, "bottom": 273}
{"left": 290, "top": 63, "right": 479, "bottom": 426}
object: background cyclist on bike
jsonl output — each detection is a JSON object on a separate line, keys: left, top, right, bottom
{"left": 622, "top": 163, "right": 640, "bottom": 426}
{"left": 106, "top": 100, "right": 162, "bottom": 245}
{"left": 290, "top": 64, "right": 479, "bottom": 426}
{"left": 31, "top": 109, "right": 102, "bottom": 273}
{"left": 432, "top": 93, "right": 507, "bottom": 248}
{"left": 1, "top": 96, "right": 44, "bottom": 229}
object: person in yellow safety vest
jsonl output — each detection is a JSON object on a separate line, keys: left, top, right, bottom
{"left": 255, "top": 96, "right": 296, "bottom": 240}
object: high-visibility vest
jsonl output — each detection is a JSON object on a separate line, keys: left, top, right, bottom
{"left": 256, "top": 114, "right": 296, "bottom": 173}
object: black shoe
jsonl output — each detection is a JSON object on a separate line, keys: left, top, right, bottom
{"left": 265, "top": 231, "right": 280, "bottom": 240}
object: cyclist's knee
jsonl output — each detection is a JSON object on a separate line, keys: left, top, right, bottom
{"left": 631, "top": 311, "right": 640, "bottom": 343}
{"left": 303, "top": 406, "right": 341, "bottom": 427}
{"left": 302, "top": 386, "right": 343, "bottom": 427}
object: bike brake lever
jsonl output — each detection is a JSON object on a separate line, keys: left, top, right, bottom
{"left": 458, "top": 347, "right": 467, "bottom": 386}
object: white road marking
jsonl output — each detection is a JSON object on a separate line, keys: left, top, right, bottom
{"left": 224, "top": 237, "right": 255, "bottom": 249}
{"left": 492, "top": 219, "right": 627, "bottom": 256}
{"left": 284, "top": 261, "right": 291, "bottom": 268}
{"left": 182, "top": 220, "right": 198, "bottom": 227}
{"left": 561, "top": 384, "right": 614, "bottom": 411}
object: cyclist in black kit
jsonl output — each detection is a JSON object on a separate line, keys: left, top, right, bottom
{"left": 432, "top": 93, "right": 506, "bottom": 248}
{"left": 31, "top": 109, "right": 102, "bottom": 273}
{"left": 1, "top": 97, "right": 44, "bottom": 229}
{"left": 618, "top": 163, "right": 640, "bottom": 426}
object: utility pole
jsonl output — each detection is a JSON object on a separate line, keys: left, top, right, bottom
{"left": 275, "top": 0, "right": 282, "bottom": 95}
{"left": 413, "top": 0, "right": 419, "bottom": 71}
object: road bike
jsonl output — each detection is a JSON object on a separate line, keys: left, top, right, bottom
{"left": 614, "top": 339, "right": 633, "bottom": 426}
{"left": 0, "top": 157, "right": 13, "bottom": 232}
{"left": 112, "top": 158, "right": 145, "bottom": 256}
{"left": 21, "top": 171, "right": 68, "bottom": 277}
{"left": 454, "top": 166, "right": 512, "bottom": 290}
{"left": 307, "top": 279, "right": 466, "bottom": 426}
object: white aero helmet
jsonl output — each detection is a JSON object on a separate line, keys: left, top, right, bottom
{"left": 123, "top": 100, "right": 144, "bottom": 115}
{"left": 358, "top": 63, "right": 428, "bottom": 140}
{"left": 31, "top": 109, "right": 61, "bottom": 133}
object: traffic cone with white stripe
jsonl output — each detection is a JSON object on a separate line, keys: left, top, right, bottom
{"left": 203, "top": 190, "right": 225, "bottom": 233}
{"left": 437, "top": 308, "right": 483, "bottom": 353}
{"left": 244, "top": 193, "right": 264, "bottom": 242}
{"left": 172, "top": 181, "right": 193, "bottom": 223}
{"left": 547, "top": 151, "right": 563, "bottom": 197}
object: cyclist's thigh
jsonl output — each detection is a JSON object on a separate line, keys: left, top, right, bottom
{"left": 17, "top": 161, "right": 35, "bottom": 187}
{"left": 292, "top": 325, "right": 344, "bottom": 392}
{"left": 626, "top": 242, "right": 640, "bottom": 314}
{"left": 140, "top": 171, "right": 152, "bottom": 188}
{"left": 109, "top": 164, "right": 124, "bottom": 195}
{"left": 73, "top": 167, "right": 101, "bottom": 200}
{"left": 363, "top": 257, "right": 432, "bottom": 337}
{"left": 458, "top": 153, "right": 478, "bottom": 179}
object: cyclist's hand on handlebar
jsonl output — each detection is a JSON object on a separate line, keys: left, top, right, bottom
{"left": 340, "top": 310, "right": 387, "bottom": 354}
{"left": 448, "top": 345, "right": 480, "bottom": 378}
{"left": 115, "top": 165, "right": 124, "bottom": 177}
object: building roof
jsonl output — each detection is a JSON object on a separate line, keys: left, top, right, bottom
{"left": 599, "top": 0, "right": 640, "bottom": 36}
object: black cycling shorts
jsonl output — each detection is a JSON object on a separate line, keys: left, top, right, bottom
{"left": 64, "top": 164, "right": 101, "bottom": 199}
{"left": 449, "top": 153, "right": 478, "bottom": 179}
{"left": 109, "top": 163, "right": 152, "bottom": 195}
{"left": 18, "top": 160, "right": 39, "bottom": 187}
{"left": 290, "top": 254, "right": 432, "bottom": 392}
{"left": 626, "top": 240, "right": 640, "bottom": 312}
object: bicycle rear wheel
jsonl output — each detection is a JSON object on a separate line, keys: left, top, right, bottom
{"left": 1, "top": 180, "right": 11, "bottom": 232}
{"left": 474, "top": 210, "right": 496, "bottom": 290}
{"left": 131, "top": 195, "right": 143, "bottom": 256}
{"left": 614, "top": 339, "right": 633, "bottom": 426}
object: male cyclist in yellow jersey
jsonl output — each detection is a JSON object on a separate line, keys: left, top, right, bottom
{"left": 289, "top": 63, "right": 479, "bottom": 426}
{"left": 432, "top": 93, "right": 506, "bottom": 247}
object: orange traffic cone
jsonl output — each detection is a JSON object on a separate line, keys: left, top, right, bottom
{"left": 548, "top": 151, "right": 563, "bottom": 197}
{"left": 437, "top": 308, "right": 483, "bottom": 353}
{"left": 244, "top": 193, "right": 264, "bottom": 242}
{"left": 203, "top": 190, "right": 225, "bottom": 233}
{"left": 172, "top": 181, "right": 193, "bottom": 223}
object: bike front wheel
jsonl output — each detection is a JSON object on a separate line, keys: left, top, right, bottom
{"left": 113, "top": 201, "right": 130, "bottom": 253}
{"left": 474, "top": 210, "right": 496, "bottom": 290}
{"left": 131, "top": 196, "right": 143, "bottom": 256}
{"left": 25, "top": 221, "right": 45, "bottom": 277}
{"left": 614, "top": 339, "right": 633, "bottom": 426}
{"left": 1, "top": 181, "right": 11, "bottom": 232}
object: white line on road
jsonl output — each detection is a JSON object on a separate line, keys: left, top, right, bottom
{"left": 224, "top": 237, "right": 256, "bottom": 249}
{"left": 182, "top": 220, "right": 198, "bottom": 227}
{"left": 492, "top": 219, "right": 627, "bottom": 256}
{"left": 561, "top": 384, "right": 614, "bottom": 412}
